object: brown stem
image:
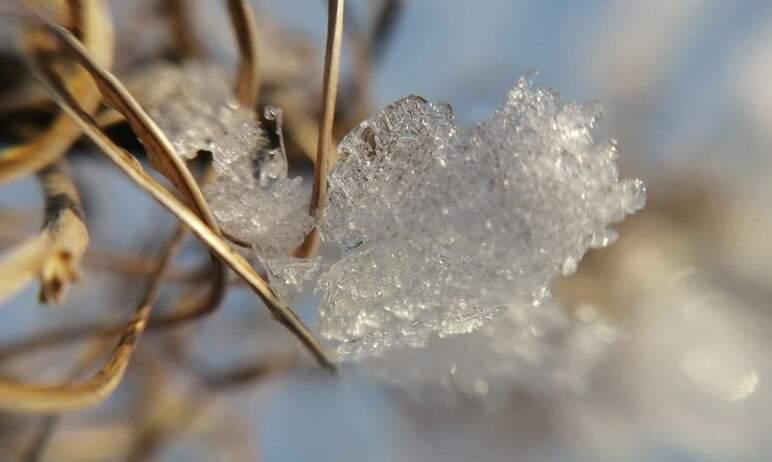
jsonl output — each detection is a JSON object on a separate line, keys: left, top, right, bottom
{"left": 226, "top": 0, "right": 261, "bottom": 107}
{"left": 0, "top": 225, "right": 185, "bottom": 412}
{"left": 296, "top": 0, "right": 345, "bottom": 258}
{"left": 0, "top": 161, "right": 89, "bottom": 306}
{"left": 30, "top": 27, "right": 336, "bottom": 372}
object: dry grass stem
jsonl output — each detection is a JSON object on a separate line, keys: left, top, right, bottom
{"left": 18, "top": 334, "right": 114, "bottom": 461}
{"left": 0, "top": 0, "right": 112, "bottom": 184}
{"left": 296, "top": 0, "right": 345, "bottom": 258}
{"left": 227, "top": 0, "right": 261, "bottom": 107}
{"left": 0, "top": 224, "right": 185, "bottom": 412}
{"left": 162, "top": 0, "right": 204, "bottom": 59}
{"left": 0, "top": 161, "right": 88, "bottom": 305}
{"left": 41, "top": 23, "right": 217, "bottom": 227}
{"left": 31, "top": 25, "right": 335, "bottom": 372}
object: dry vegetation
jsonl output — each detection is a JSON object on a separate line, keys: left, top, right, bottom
{"left": 0, "top": 0, "right": 383, "bottom": 459}
{"left": 0, "top": 1, "right": 765, "bottom": 461}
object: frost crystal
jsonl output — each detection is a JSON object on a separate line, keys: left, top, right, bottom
{"left": 259, "top": 256, "right": 320, "bottom": 303}
{"left": 130, "top": 62, "right": 259, "bottom": 161}
{"left": 204, "top": 141, "right": 313, "bottom": 257}
{"left": 132, "top": 62, "right": 314, "bottom": 258}
{"left": 364, "top": 300, "right": 617, "bottom": 406}
{"left": 203, "top": 104, "right": 314, "bottom": 257}
{"left": 318, "top": 77, "right": 645, "bottom": 358}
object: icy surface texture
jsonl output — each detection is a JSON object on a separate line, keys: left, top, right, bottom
{"left": 132, "top": 62, "right": 314, "bottom": 257}
{"left": 259, "top": 256, "right": 320, "bottom": 303}
{"left": 130, "top": 61, "right": 259, "bottom": 161}
{"left": 205, "top": 141, "right": 314, "bottom": 257}
{"left": 364, "top": 300, "right": 617, "bottom": 407}
{"left": 318, "top": 77, "right": 645, "bottom": 358}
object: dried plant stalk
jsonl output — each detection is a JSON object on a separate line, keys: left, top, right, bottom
{"left": 0, "top": 0, "right": 112, "bottom": 184}
{"left": 227, "top": 0, "right": 261, "bottom": 107}
{"left": 41, "top": 23, "right": 217, "bottom": 227}
{"left": 0, "top": 224, "right": 185, "bottom": 412}
{"left": 18, "top": 334, "right": 114, "bottom": 461}
{"left": 33, "top": 22, "right": 234, "bottom": 358}
{"left": 296, "top": 0, "right": 345, "bottom": 258}
{"left": 162, "top": 0, "right": 203, "bottom": 59}
{"left": 0, "top": 277, "right": 226, "bottom": 363}
{"left": 31, "top": 25, "right": 335, "bottom": 372}
{"left": 36, "top": 162, "right": 88, "bottom": 303}
{"left": 0, "top": 161, "right": 88, "bottom": 305}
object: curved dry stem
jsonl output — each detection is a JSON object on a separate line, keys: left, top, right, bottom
{"left": 0, "top": 0, "right": 112, "bottom": 184}
{"left": 41, "top": 23, "right": 218, "bottom": 228}
{"left": 36, "top": 162, "right": 88, "bottom": 303}
{"left": 226, "top": 0, "right": 260, "bottom": 107}
{"left": 0, "top": 277, "right": 223, "bottom": 363}
{"left": 0, "top": 225, "right": 185, "bottom": 413}
{"left": 35, "top": 23, "right": 233, "bottom": 346}
{"left": 18, "top": 334, "right": 113, "bottom": 461}
{"left": 84, "top": 250, "right": 211, "bottom": 282}
{"left": 296, "top": 0, "right": 345, "bottom": 258}
{"left": 0, "top": 162, "right": 88, "bottom": 306}
{"left": 31, "top": 29, "right": 336, "bottom": 372}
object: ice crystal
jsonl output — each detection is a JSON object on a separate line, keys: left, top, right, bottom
{"left": 318, "top": 77, "right": 645, "bottom": 358}
{"left": 364, "top": 300, "right": 617, "bottom": 406}
{"left": 259, "top": 256, "right": 320, "bottom": 303}
{"left": 129, "top": 61, "right": 264, "bottom": 161}
{"left": 204, "top": 106, "right": 313, "bottom": 257}
{"left": 132, "top": 63, "right": 313, "bottom": 257}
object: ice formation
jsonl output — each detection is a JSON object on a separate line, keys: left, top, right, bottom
{"left": 259, "top": 256, "right": 320, "bottom": 303}
{"left": 365, "top": 300, "right": 617, "bottom": 406}
{"left": 133, "top": 62, "right": 314, "bottom": 260}
{"left": 318, "top": 77, "right": 645, "bottom": 360}
{"left": 204, "top": 138, "right": 313, "bottom": 258}
{"left": 130, "top": 61, "right": 256, "bottom": 161}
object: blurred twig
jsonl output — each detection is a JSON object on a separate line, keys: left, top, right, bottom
{"left": 227, "top": 0, "right": 261, "bottom": 107}
{"left": 31, "top": 23, "right": 334, "bottom": 371}
{"left": 0, "top": 162, "right": 88, "bottom": 305}
{"left": 18, "top": 334, "right": 113, "bottom": 461}
{"left": 0, "top": 0, "right": 112, "bottom": 184}
{"left": 0, "top": 224, "right": 184, "bottom": 412}
{"left": 162, "top": 0, "right": 203, "bottom": 59}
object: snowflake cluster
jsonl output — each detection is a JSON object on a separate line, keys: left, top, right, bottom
{"left": 135, "top": 65, "right": 646, "bottom": 402}
{"left": 133, "top": 61, "right": 314, "bottom": 262}
{"left": 317, "top": 77, "right": 645, "bottom": 363}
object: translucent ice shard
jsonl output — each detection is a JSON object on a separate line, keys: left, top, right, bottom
{"left": 202, "top": 107, "right": 314, "bottom": 258}
{"left": 259, "top": 256, "right": 320, "bottom": 303}
{"left": 131, "top": 62, "right": 314, "bottom": 257}
{"left": 129, "top": 61, "right": 257, "bottom": 161}
{"left": 317, "top": 77, "right": 645, "bottom": 359}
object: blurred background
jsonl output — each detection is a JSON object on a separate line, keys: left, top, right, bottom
{"left": 1, "top": 0, "right": 772, "bottom": 460}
